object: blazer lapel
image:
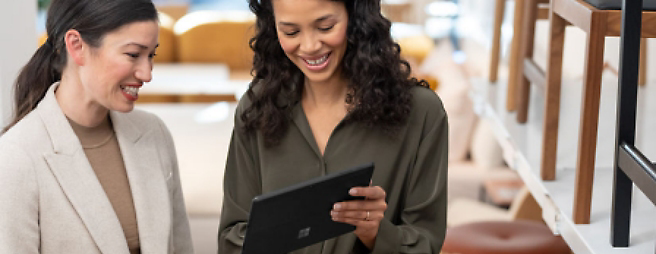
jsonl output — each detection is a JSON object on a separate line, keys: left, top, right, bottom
{"left": 39, "top": 84, "right": 129, "bottom": 254}
{"left": 111, "top": 111, "right": 171, "bottom": 254}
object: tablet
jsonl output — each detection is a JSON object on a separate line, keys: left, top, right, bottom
{"left": 242, "top": 162, "right": 375, "bottom": 254}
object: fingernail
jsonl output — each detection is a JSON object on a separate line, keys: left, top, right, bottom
{"left": 334, "top": 204, "right": 341, "bottom": 210}
{"left": 349, "top": 189, "right": 357, "bottom": 195}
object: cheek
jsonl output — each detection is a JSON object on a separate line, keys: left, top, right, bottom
{"left": 104, "top": 59, "right": 132, "bottom": 79}
{"left": 328, "top": 25, "right": 348, "bottom": 48}
{"left": 278, "top": 36, "right": 297, "bottom": 55}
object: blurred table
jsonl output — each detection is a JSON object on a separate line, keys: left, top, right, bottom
{"left": 139, "top": 63, "right": 249, "bottom": 103}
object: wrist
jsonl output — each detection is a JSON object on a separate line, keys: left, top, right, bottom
{"left": 358, "top": 234, "right": 376, "bottom": 250}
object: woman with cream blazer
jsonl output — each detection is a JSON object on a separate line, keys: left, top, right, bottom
{"left": 0, "top": 84, "right": 194, "bottom": 254}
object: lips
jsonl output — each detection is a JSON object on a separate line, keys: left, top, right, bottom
{"left": 301, "top": 52, "right": 332, "bottom": 71}
{"left": 120, "top": 84, "right": 142, "bottom": 101}
{"left": 303, "top": 53, "right": 330, "bottom": 66}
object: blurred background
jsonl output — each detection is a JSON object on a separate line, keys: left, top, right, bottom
{"left": 3, "top": 0, "right": 656, "bottom": 253}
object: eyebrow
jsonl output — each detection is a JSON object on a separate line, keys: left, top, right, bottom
{"left": 278, "top": 14, "right": 335, "bottom": 27}
{"left": 125, "top": 43, "right": 159, "bottom": 49}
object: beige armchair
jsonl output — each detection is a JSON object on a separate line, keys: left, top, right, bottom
{"left": 156, "top": 4, "right": 189, "bottom": 21}
{"left": 154, "top": 12, "right": 176, "bottom": 63}
{"left": 174, "top": 11, "right": 255, "bottom": 71}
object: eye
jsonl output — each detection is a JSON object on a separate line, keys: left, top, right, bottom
{"left": 319, "top": 25, "right": 335, "bottom": 32}
{"left": 125, "top": 53, "right": 139, "bottom": 58}
{"left": 148, "top": 53, "right": 157, "bottom": 59}
{"left": 284, "top": 30, "right": 299, "bottom": 36}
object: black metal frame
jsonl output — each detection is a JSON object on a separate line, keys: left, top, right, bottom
{"left": 610, "top": 0, "right": 656, "bottom": 248}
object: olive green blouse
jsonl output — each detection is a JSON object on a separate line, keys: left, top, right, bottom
{"left": 219, "top": 86, "right": 448, "bottom": 253}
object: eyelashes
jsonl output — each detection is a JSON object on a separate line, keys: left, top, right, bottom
{"left": 319, "top": 25, "right": 335, "bottom": 31}
{"left": 282, "top": 25, "right": 335, "bottom": 37}
{"left": 125, "top": 52, "right": 158, "bottom": 59}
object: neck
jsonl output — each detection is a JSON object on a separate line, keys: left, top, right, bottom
{"left": 56, "top": 71, "right": 109, "bottom": 128}
{"left": 302, "top": 76, "right": 349, "bottom": 108}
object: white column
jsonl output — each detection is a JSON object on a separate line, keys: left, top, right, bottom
{"left": 0, "top": 0, "right": 37, "bottom": 131}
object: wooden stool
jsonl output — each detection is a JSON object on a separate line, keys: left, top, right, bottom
{"left": 518, "top": 0, "right": 656, "bottom": 224}
{"left": 516, "top": 0, "right": 649, "bottom": 123}
{"left": 488, "top": 0, "right": 549, "bottom": 112}
{"left": 442, "top": 220, "right": 570, "bottom": 254}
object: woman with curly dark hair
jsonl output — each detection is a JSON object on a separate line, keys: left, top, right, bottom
{"left": 219, "top": 0, "right": 448, "bottom": 253}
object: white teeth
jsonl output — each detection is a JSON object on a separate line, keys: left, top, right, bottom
{"left": 305, "top": 54, "right": 329, "bottom": 66}
{"left": 121, "top": 86, "right": 140, "bottom": 97}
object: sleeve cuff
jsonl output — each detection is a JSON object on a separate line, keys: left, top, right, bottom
{"left": 370, "top": 218, "right": 401, "bottom": 254}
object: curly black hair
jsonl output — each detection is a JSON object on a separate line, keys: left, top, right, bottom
{"left": 243, "top": 0, "right": 428, "bottom": 147}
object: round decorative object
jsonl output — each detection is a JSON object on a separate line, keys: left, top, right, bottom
{"left": 442, "top": 220, "right": 570, "bottom": 254}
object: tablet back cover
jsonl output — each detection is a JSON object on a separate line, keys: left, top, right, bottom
{"left": 242, "top": 162, "right": 374, "bottom": 254}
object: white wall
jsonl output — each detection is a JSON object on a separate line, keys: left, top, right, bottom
{"left": 0, "top": 0, "right": 37, "bottom": 131}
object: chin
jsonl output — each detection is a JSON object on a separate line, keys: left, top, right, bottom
{"left": 113, "top": 104, "right": 136, "bottom": 113}
{"left": 298, "top": 60, "right": 341, "bottom": 84}
{"left": 302, "top": 71, "right": 334, "bottom": 83}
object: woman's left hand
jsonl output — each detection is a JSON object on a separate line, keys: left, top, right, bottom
{"left": 331, "top": 185, "right": 387, "bottom": 249}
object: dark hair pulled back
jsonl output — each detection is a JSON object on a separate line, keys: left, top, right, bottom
{"left": 3, "top": 0, "right": 158, "bottom": 132}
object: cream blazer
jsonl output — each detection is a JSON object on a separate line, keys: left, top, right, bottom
{"left": 0, "top": 84, "right": 194, "bottom": 254}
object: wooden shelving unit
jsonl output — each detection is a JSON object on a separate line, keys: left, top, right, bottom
{"left": 468, "top": 75, "right": 655, "bottom": 253}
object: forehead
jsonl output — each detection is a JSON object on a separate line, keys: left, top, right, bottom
{"left": 272, "top": 0, "right": 346, "bottom": 22}
{"left": 101, "top": 20, "right": 159, "bottom": 48}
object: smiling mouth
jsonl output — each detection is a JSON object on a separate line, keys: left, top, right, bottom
{"left": 120, "top": 85, "right": 140, "bottom": 97}
{"left": 303, "top": 53, "right": 331, "bottom": 66}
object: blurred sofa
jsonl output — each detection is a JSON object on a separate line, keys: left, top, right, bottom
{"left": 419, "top": 40, "right": 523, "bottom": 212}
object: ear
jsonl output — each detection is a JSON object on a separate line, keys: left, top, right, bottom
{"left": 64, "top": 29, "right": 86, "bottom": 66}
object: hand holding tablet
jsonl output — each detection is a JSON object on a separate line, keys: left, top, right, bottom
{"left": 242, "top": 163, "right": 375, "bottom": 254}
{"left": 331, "top": 185, "right": 388, "bottom": 249}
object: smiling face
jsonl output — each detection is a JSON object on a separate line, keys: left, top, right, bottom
{"left": 272, "top": 0, "right": 349, "bottom": 85}
{"left": 78, "top": 20, "right": 159, "bottom": 113}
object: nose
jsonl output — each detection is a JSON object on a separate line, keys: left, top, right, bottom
{"left": 299, "top": 31, "right": 321, "bottom": 54}
{"left": 135, "top": 58, "right": 153, "bottom": 83}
